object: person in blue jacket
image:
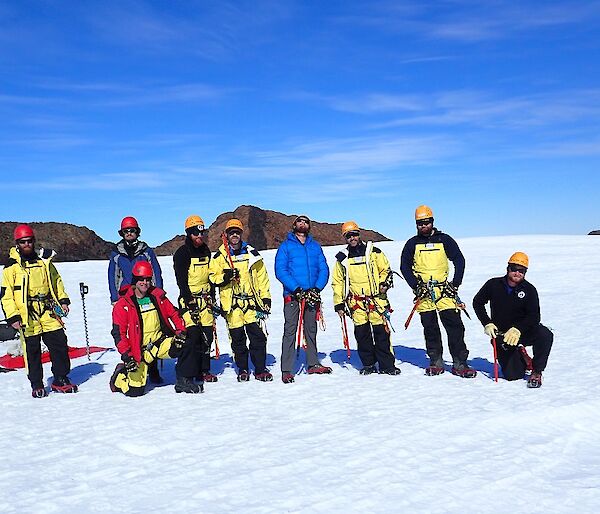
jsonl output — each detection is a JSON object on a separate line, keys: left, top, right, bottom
{"left": 108, "top": 215, "right": 164, "bottom": 383}
{"left": 275, "top": 215, "right": 331, "bottom": 383}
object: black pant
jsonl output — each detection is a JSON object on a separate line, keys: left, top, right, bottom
{"left": 497, "top": 324, "right": 553, "bottom": 380}
{"left": 354, "top": 323, "right": 395, "bottom": 371}
{"left": 230, "top": 322, "right": 267, "bottom": 373}
{"left": 419, "top": 309, "right": 468, "bottom": 363}
{"left": 175, "top": 325, "right": 213, "bottom": 378}
{"left": 25, "top": 328, "right": 70, "bottom": 387}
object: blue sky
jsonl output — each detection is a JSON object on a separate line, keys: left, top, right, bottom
{"left": 1, "top": 0, "right": 599, "bottom": 245}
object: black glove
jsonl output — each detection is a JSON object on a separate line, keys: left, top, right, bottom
{"left": 261, "top": 298, "right": 271, "bottom": 314}
{"left": 442, "top": 281, "right": 458, "bottom": 299}
{"left": 305, "top": 288, "right": 321, "bottom": 308}
{"left": 122, "top": 352, "right": 138, "bottom": 373}
{"left": 292, "top": 287, "right": 304, "bottom": 301}
{"left": 169, "top": 331, "right": 187, "bottom": 358}
{"left": 222, "top": 268, "right": 239, "bottom": 285}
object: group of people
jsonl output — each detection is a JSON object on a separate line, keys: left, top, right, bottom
{"left": 1, "top": 205, "right": 554, "bottom": 398}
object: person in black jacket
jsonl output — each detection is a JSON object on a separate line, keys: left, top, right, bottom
{"left": 400, "top": 205, "right": 476, "bottom": 377}
{"left": 173, "top": 215, "right": 217, "bottom": 386}
{"left": 472, "top": 252, "right": 553, "bottom": 388}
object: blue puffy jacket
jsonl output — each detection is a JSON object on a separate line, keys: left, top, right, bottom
{"left": 274, "top": 232, "right": 329, "bottom": 297}
{"left": 108, "top": 240, "right": 163, "bottom": 302}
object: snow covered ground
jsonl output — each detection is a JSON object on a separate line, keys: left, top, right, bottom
{"left": 2, "top": 235, "right": 599, "bottom": 513}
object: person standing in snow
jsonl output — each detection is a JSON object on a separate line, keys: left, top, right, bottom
{"left": 472, "top": 252, "right": 553, "bottom": 388}
{"left": 110, "top": 261, "right": 193, "bottom": 396}
{"left": 1, "top": 224, "right": 78, "bottom": 397}
{"left": 173, "top": 215, "right": 219, "bottom": 384}
{"left": 208, "top": 219, "right": 273, "bottom": 382}
{"left": 275, "top": 215, "right": 331, "bottom": 383}
{"left": 332, "top": 221, "right": 400, "bottom": 375}
{"left": 108, "top": 216, "right": 164, "bottom": 384}
{"left": 400, "top": 206, "right": 476, "bottom": 378}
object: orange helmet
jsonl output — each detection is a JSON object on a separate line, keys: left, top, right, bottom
{"left": 225, "top": 218, "right": 244, "bottom": 232}
{"left": 185, "top": 215, "right": 205, "bottom": 231}
{"left": 341, "top": 221, "right": 360, "bottom": 236}
{"left": 508, "top": 252, "right": 529, "bottom": 268}
{"left": 415, "top": 205, "right": 433, "bottom": 221}
{"left": 14, "top": 224, "right": 35, "bottom": 241}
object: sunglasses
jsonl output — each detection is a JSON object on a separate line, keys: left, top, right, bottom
{"left": 122, "top": 228, "right": 138, "bottom": 235}
{"left": 188, "top": 227, "right": 206, "bottom": 237}
{"left": 227, "top": 229, "right": 242, "bottom": 236}
{"left": 17, "top": 238, "right": 34, "bottom": 245}
{"left": 508, "top": 265, "right": 527, "bottom": 274}
{"left": 295, "top": 218, "right": 310, "bottom": 224}
{"left": 416, "top": 219, "right": 433, "bottom": 227}
{"left": 136, "top": 277, "right": 152, "bottom": 283}
{"left": 345, "top": 231, "right": 360, "bottom": 239}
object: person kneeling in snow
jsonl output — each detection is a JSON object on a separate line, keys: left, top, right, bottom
{"left": 110, "top": 261, "right": 197, "bottom": 396}
{"left": 472, "top": 252, "right": 553, "bottom": 388}
{"left": 1, "top": 224, "right": 78, "bottom": 398}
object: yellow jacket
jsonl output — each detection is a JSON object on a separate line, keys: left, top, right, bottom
{"left": 208, "top": 242, "right": 271, "bottom": 313}
{"left": 1, "top": 246, "right": 69, "bottom": 326}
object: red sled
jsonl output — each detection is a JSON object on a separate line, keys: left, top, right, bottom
{"left": 0, "top": 345, "right": 111, "bottom": 369}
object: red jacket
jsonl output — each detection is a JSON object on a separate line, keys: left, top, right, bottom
{"left": 111, "top": 286, "right": 185, "bottom": 362}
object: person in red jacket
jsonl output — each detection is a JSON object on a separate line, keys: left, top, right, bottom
{"left": 109, "top": 261, "right": 196, "bottom": 396}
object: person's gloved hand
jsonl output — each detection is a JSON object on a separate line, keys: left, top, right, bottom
{"left": 292, "top": 287, "right": 304, "bottom": 301}
{"left": 173, "top": 331, "right": 186, "bottom": 350}
{"left": 305, "top": 288, "right": 321, "bottom": 308}
{"left": 261, "top": 298, "right": 271, "bottom": 314}
{"left": 504, "top": 327, "right": 521, "bottom": 346}
{"left": 122, "top": 352, "right": 138, "bottom": 373}
{"left": 484, "top": 323, "right": 498, "bottom": 338}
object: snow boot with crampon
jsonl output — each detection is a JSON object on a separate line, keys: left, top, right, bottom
{"left": 237, "top": 370, "right": 251, "bottom": 382}
{"left": 255, "top": 370, "right": 273, "bottom": 382}
{"left": 51, "top": 376, "right": 78, "bottom": 393}
{"left": 426, "top": 357, "right": 445, "bottom": 376}
{"left": 175, "top": 376, "right": 203, "bottom": 394}
{"left": 527, "top": 371, "right": 543, "bottom": 388}
{"left": 451, "top": 361, "right": 477, "bottom": 379}
{"left": 282, "top": 372, "right": 295, "bottom": 384}
{"left": 307, "top": 364, "right": 332, "bottom": 375}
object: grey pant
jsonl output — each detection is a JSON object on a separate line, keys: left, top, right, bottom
{"left": 281, "top": 300, "right": 319, "bottom": 373}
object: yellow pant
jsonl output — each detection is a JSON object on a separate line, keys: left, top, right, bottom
{"left": 113, "top": 337, "right": 174, "bottom": 396}
{"left": 225, "top": 304, "right": 258, "bottom": 330}
{"left": 24, "top": 303, "right": 64, "bottom": 337}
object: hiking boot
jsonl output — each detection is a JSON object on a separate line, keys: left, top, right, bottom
{"left": 109, "top": 363, "right": 126, "bottom": 392}
{"left": 282, "top": 372, "right": 295, "bottom": 384}
{"left": 527, "top": 371, "right": 543, "bottom": 389}
{"left": 148, "top": 362, "right": 163, "bottom": 384}
{"left": 451, "top": 361, "right": 477, "bottom": 378}
{"left": 360, "top": 365, "right": 377, "bottom": 375}
{"left": 31, "top": 384, "right": 48, "bottom": 398}
{"left": 255, "top": 370, "right": 273, "bottom": 382}
{"left": 237, "top": 370, "right": 251, "bottom": 382}
{"left": 426, "top": 357, "right": 445, "bottom": 376}
{"left": 202, "top": 372, "right": 218, "bottom": 383}
{"left": 51, "top": 376, "right": 78, "bottom": 393}
{"left": 380, "top": 367, "right": 402, "bottom": 376}
{"left": 307, "top": 364, "right": 332, "bottom": 375}
{"left": 174, "top": 377, "right": 203, "bottom": 394}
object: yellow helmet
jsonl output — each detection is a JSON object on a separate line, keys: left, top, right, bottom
{"left": 508, "top": 252, "right": 529, "bottom": 268}
{"left": 415, "top": 205, "right": 433, "bottom": 221}
{"left": 184, "top": 215, "right": 205, "bottom": 231}
{"left": 225, "top": 218, "right": 244, "bottom": 232}
{"left": 341, "top": 220, "right": 360, "bottom": 236}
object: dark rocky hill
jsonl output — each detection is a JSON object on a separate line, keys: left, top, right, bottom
{"left": 588, "top": 230, "right": 600, "bottom": 235}
{"left": 155, "top": 205, "right": 390, "bottom": 255}
{"left": 0, "top": 222, "right": 113, "bottom": 266}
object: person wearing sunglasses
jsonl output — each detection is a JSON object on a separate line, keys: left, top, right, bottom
{"left": 332, "top": 221, "right": 400, "bottom": 375}
{"left": 108, "top": 215, "right": 164, "bottom": 384}
{"left": 173, "top": 215, "right": 219, "bottom": 386}
{"left": 110, "top": 261, "right": 191, "bottom": 395}
{"left": 472, "top": 252, "right": 553, "bottom": 388}
{"left": 208, "top": 219, "right": 273, "bottom": 382}
{"left": 275, "top": 215, "right": 332, "bottom": 383}
{"left": 1, "top": 224, "right": 78, "bottom": 397}
{"left": 400, "top": 205, "right": 476, "bottom": 378}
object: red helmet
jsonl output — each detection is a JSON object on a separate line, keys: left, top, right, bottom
{"left": 14, "top": 224, "right": 35, "bottom": 241}
{"left": 132, "top": 261, "right": 153, "bottom": 278}
{"left": 120, "top": 216, "right": 139, "bottom": 231}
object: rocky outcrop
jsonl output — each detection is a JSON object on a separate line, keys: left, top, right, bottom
{"left": 155, "top": 205, "right": 390, "bottom": 255}
{"left": 588, "top": 231, "right": 600, "bottom": 235}
{"left": 0, "top": 222, "right": 113, "bottom": 266}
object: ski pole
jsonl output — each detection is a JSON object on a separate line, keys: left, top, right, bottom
{"left": 79, "top": 282, "right": 91, "bottom": 360}
{"left": 296, "top": 298, "right": 306, "bottom": 357}
{"left": 213, "top": 322, "right": 220, "bottom": 359}
{"left": 340, "top": 314, "right": 351, "bottom": 359}
{"left": 491, "top": 337, "right": 498, "bottom": 382}
{"left": 404, "top": 299, "right": 420, "bottom": 330}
